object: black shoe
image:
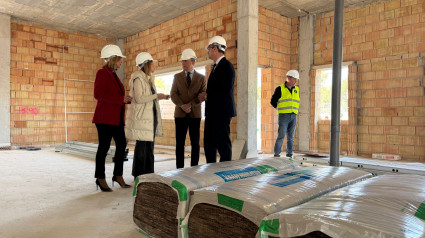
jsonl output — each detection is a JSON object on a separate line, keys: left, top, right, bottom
{"left": 96, "top": 179, "right": 112, "bottom": 192}
{"left": 274, "top": 154, "right": 280, "bottom": 157}
{"left": 112, "top": 176, "right": 131, "bottom": 188}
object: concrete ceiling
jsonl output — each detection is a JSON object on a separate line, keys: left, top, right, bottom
{"left": 260, "top": 0, "right": 378, "bottom": 17}
{"left": 0, "top": 0, "right": 379, "bottom": 39}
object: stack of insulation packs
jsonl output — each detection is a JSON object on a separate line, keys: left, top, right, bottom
{"left": 181, "top": 166, "right": 372, "bottom": 237}
{"left": 132, "top": 157, "right": 299, "bottom": 237}
{"left": 259, "top": 174, "right": 425, "bottom": 238}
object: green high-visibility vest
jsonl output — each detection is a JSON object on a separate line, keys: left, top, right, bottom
{"left": 277, "top": 84, "right": 300, "bottom": 114}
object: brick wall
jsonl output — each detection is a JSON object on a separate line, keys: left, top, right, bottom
{"left": 313, "top": 0, "right": 425, "bottom": 160}
{"left": 9, "top": 0, "right": 422, "bottom": 161}
{"left": 124, "top": 0, "right": 237, "bottom": 147}
{"left": 10, "top": 19, "right": 112, "bottom": 146}
{"left": 258, "top": 7, "right": 299, "bottom": 153}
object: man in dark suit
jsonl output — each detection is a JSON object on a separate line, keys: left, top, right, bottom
{"left": 198, "top": 36, "right": 236, "bottom": 163}
{"left": 171, "top": 49, "right": 206, "bottom": 168}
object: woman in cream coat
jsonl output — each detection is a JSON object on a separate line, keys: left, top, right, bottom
{"left": 125, "top": 52, "right": 169, "bottom": 179}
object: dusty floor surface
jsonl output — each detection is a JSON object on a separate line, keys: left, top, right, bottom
{"left": 0, "top": 147, "right": 208, "bottom": 238}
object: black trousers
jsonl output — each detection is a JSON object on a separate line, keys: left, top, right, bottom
{"left": 175, "top": 116, "right": 201, "bottom": 169}
{"left": 132, "top": 107, "right": 157, "bottom": 178}
{"left": 203, "top": 116, "right": 232, "bottom": 163}
{"left": 94, "top": 123, "right": 127, "bottom": 179}
{"left": 132, "top": 140, "right": 155, "bottom": 177}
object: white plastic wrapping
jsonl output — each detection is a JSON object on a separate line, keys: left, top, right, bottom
{"left": 181, "top": 166, "right": 372, "bottom": 237}
{"left": 259, "top": 174, "right": 425, "bottom": 238}
{"left": 133, "top": 157, "right": 298, "bottom": 235}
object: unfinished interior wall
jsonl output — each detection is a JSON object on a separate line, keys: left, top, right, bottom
{"left": 7, "top": 0, "right": 422, "bottom": 162}
{"left": 124, "top": 0, "right": 237, "bottom": 147}
{"left": 313, "top": 0, "right": 425, "bottom": 161}
{"left": 258, "top": 7, "right": 299, "bottom": 153}
{"left": 10, "top": 19, "right": 112, "bottom": 146}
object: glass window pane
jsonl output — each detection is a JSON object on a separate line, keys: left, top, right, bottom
{"left": 317, "top": 67, "right": 349, "bottom": 120}
{"left": 155, "top": 67, "right": 206, "bottom": 120}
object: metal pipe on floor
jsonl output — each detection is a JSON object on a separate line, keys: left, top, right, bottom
{"left": 330, "top": 0, "right": 345, "bottom": 167}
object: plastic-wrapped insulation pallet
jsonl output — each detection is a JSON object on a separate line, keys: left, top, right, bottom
{"left": 181, "top": 166, "right": 372, "bottom": 238}
{"left": 133, "top": 157, "right": 299, "bottom": 238}
{"left": 259, "top": 174, "right": 425, "bottom": 238}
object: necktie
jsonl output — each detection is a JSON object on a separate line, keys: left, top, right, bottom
{"left": 186, "top": 72, "right": 191, "bottom": 87}
{"left": 212, "top": 63, "right": 217, "bottom": 73}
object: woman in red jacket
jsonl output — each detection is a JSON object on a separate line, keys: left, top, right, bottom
{"left": 92, "top": 44, "right": 132, "bottom": 192}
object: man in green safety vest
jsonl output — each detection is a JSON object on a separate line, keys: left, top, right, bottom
{"left": 270, "top": 69, "right": 300, "bottom": 158}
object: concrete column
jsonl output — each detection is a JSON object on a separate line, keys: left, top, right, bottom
{"left": 236, "top": 0, "right": 258, "bottom": 158}
{"left": 298, "top": 15, "right": 314, "bottom": 152}
{"left": 115, "top": 38, "right": 125, "bottom": 82}
{"left": 0, "top": 14, "right": 10, "bottom": 146}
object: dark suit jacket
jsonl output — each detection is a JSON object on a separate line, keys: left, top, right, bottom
{"left": 92, "top": 66, "right": 126, "bottom": 126}
{"left": 170, "top": 70, "right": 206, "bottom": 118}
{"left": 205, "top": 57, "right": 236, "bottom": 119}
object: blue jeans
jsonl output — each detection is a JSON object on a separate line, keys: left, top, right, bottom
{"left": 274, "top": 113, "right": 297, "bottom": 157}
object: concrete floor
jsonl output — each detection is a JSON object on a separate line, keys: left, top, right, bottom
{"left": 2, "top": 147, "right": 423, "bottom": 237}
{"left": 0, "top": 147, "right": 210, "bottom": 238}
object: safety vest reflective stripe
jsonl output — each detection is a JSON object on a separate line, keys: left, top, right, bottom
{"left": 278, "top": 107, "right": 299, "bottom": 111}
{"left": 277, "top": 84, "right": 300, "bottom": 114}
{"left": 278, "top": 99, "right": 300, "bottom": 103}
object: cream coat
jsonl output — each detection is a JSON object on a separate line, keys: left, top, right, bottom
{"left": 125, "top": 70, "right": 163, "bottom": 142}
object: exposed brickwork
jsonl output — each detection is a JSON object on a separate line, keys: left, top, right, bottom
{"left": 7, "top": 0, "right": 423, "bottom": 162}
{"left": 313, "top": 0, "right": 425, "bottom": 160}
{"left": 124, "top": 0, "right": 238, "bottom": 147}
{"left": 258, "top": 7, "right": 299, "bottom": 154}
{"left": 10, "top": 19, "right": 112, "bottom": 146}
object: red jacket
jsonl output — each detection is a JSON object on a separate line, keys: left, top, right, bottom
{"left": 92, "top": 66, "right": 126, "bottom": 126}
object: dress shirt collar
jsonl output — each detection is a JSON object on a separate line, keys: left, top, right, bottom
{"left": 184, "top": 69, "right": 195, "bottom": 79}
{"left": 215, "top": 56, "right": 225, "bottom": 65}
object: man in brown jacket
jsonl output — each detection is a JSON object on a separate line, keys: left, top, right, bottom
{"left": 170, "top": 49, "right": 206, "bottom": 168}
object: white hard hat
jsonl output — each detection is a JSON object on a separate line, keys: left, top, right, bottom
{"left": 135, "top": 52, "right": 157, "bottom": 66}
{"left": 205, "top": 35, "right": 227, "bottom": 52}
{"left": 100, "top": 44, "right": 125, "bottom": 59}
{"left": 286, "top": 70, "right": 299, "bottom": 79}
{"left": 181, "top": 49, "right": 197, "bottom": 61}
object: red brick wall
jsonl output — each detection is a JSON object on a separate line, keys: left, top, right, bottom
{"left": 258, "top": 7, "right": 299, "bottom": 153}
{"left": 10, "top": 19, "right": 112, "bottom": 146}
{"left": 124, "top": 0, "right": 237, "bottom": 147}
{"left": 9, "top": 0, "right": 422, "bottom": 162}
{"left": 313, "top": 0, "right": 425, "bottom": 160}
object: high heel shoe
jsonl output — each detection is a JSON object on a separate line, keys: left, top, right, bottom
{"left": 112, "top": 176, "right": 131, "bottom": 188}
{"left": 96, "top": 179, "right": 113, "bottom": 192}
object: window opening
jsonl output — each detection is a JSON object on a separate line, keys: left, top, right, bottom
{"left": 316, "top": 67, "right": 349, "bottom": 120}
{"left": 155, "top": 67, "right": 206, "bottom": 120}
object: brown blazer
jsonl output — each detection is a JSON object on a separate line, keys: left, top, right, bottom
{"left": 170, "top": 70, "right": 206, "bottom": 118}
